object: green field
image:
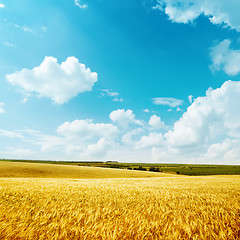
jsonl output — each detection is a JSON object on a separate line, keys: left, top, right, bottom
{"left": 1, "top": 159, "right": 240, "bottom": 175}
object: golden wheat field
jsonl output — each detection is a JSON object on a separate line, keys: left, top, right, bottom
{"left": 0, "top": 163, "right": 239, "bottom": 240}
{"left": 0, "top": 161, "right": 171, "bottom": 179}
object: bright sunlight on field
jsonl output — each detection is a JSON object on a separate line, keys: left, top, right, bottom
{"left": 0, "top": 175, "right": 239, "bottom": 239}
{"left": 0, "top": 161, "right": 172, "bottom": 178}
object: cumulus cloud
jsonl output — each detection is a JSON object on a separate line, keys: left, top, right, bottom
{"left": 165, "top": 80, "right": 240, "bottom": 151}
{"left": 56, "top": 119, "right": 119, "bottom": 158}
{"left": 210, "top": 39, "right": 240, "bottom": 76}
{"left": 57, "top": 119, "right": 119, "bottom": 140}
{"left": 153, "top": 0, "right": 240, "bottom": 31}
{"left": 2, "top": 83, "right": 240, "bottom": 164}
{"left": 75, "top": 0, "right": 87, "bottom": 9}
{"left": 0, "top": 3, "right": 5, "bottom": 8}
{"left": 31, "top": 87, "right": 240, "bottom": 163}
{"left": 122, "top": 128, "right": 144, "bottom": 145}
{"left": 84, "top": 137, "right": 111, "bottom": 158}
{"left": 135, "top": 132, "right": 164, "bottom": 149}
{"left": 152, "top": 97, "right": 183, "bottom": 108}
{"left": 17, "top": 119, "right": 119, "bottom": 159}
{"left": 6, "top": 56, "right": 97, "bottom": 104}
{"left": 0, "top": 102, "right": 5, "bottom": 113}
{"left": 149, "top": 114, "right": 165, "bottom": 129}
{"left": 110, "top": 109, "right": 143, "bottom": 128}
{"left": 200, "top": 138, "right": 240, "bottom": 163}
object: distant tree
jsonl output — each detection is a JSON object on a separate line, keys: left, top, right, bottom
{"left": 133, "top": 166, "right": 147, "bottom": 171}
{"left": 149, "top": 167, "right": 160, "bottom": 172}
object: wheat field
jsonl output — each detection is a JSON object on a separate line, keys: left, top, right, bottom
{"left": 0, "top": 161, "right": 172, "bottom": 179}
{"left": 0, "top": 174, "right": 239, "bottom": 239}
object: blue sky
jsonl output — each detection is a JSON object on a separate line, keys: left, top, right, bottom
{"left": 1, "top": 0, "right": 240, "bottom": 164}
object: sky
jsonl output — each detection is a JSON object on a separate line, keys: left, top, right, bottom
{"left": 0, "top": 0, "right": 240, "bottom": 164}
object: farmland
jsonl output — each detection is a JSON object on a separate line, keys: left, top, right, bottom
{"left": 0, "top": 161, "right": 239, "bottom": 239}
{"left": 0, "top": 161, "right": 171, "bottom": 179}
{"left": 0, "top": 175, "right": 239, "bottom": 239}
{"left": 1, "top": 159, "right": 240, "bottom": 175}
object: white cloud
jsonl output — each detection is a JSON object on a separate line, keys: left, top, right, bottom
{"left": 57, "top": 119, "right": 119, "bottom": 140}
{"left": 113, "top": 98, "right": 123, "bottom": 102}
{"left": 143, "top": 109, "right": 157, "bottom": 113}
{"left": 6, "top": 56, "right": 97, "bottom": 104}
{"left": 101, "top": 89, "right": 119, "bottom": 97}
{"left": 109, "top": 109, "right": 143, "bottom": 128}
{"left": 4, "top": 42, "right": 16, "bottom": 48}
{"left": 196, "top": 138, "right": 240, "bottom": 164}
{"left": 0, "top": 102, "right": 5, "bottom": 113}
{"left": 47, "top": 119, "right": 118, "bottom": 159}
{"left": 22, "top": 98, "right": 28, "bottom": 104}
{"left": 84, "top": 137, "right": 111, "bottom": 158}
{"left": 149, "top": 114, "right": 165, "bottom": 129}
{"left": 75, "top": 0, "right": 87, "bottom": 9}
{"left": 32, "top": 84, "right": 240, "bottom": 163}
{"left": 165, "top": 80, "right": 240, "bottom": 151}
{"left": 34, "top": 134, "right": 67, "bottom": 153}
{"left": 13, "top": 24, "right": 35, "bottom": 34}
{"left": 153, "top": 0, "right": 240, "bottom": 31}
{"left": 15, "top": 121, "right": 118, "bottom": 159}
{"left": 2, "top": 81, "right": 240, "bottom": 164}
{"left": 0, "top": 119, "right": 118, "bottom": 160}
{"left": 41, "top": 26, "right": 47, "bottom": 32}
{"left": 0, "top": 130, "right": 23, "bottom": 138}
{"left": 135, "top": 132, "right": 164, "bottom": 149}
{"left": 0, "top": 148, "right": 34, "bottom": 159}
{"left": 188, "top": 95, "right": 193, "bottom": 104}
{"left": 152, "top": 97, "right": 183, "bottom": 108}
{"left": 122, "top": 128, "right": 144, "bottom": 145}
{"left": 0, "top": 3, "right": 5, "bottom": 8}
{"left": 210, "top": 39, "right": 240, "bottom": 76}
{"left": 13, "top": 129, "right": 66, "bottom": 153}
{"left": 22, "top": 25, "right": 34, "bottom": 33}
{"left": 100, "top": 89, "right": 123, "bottom": 102}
